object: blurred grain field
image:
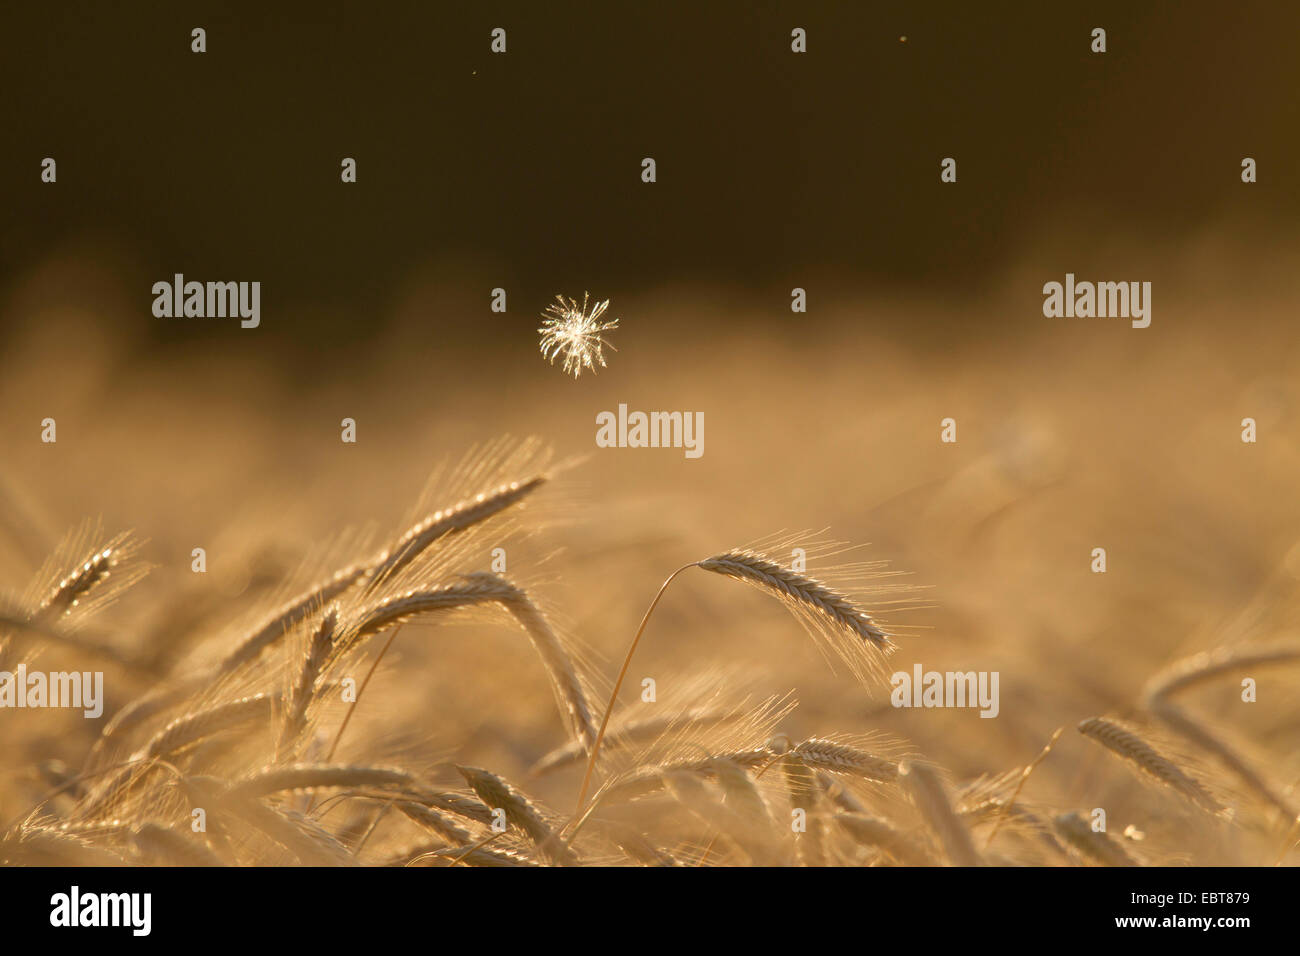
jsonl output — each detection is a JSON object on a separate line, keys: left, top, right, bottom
{"left": 2, "top": 236, "right": 1299, "bottom": 865}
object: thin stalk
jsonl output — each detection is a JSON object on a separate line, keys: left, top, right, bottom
{"left": 324, "top": 625, "right": 404, "bottom": 763}
{"left": 984, "top": 726, "right": 1063, "bottom": 850}
{"left": 573, "top": 563, "right": 697, "bottom": 817}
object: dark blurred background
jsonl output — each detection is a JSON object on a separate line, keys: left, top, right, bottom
{"left": 3, "top": 1, "right": 1297, "bottom": 360}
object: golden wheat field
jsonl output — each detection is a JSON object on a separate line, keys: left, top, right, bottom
{"left": 1, "top": 234, "right": 1298, "bottom": 868}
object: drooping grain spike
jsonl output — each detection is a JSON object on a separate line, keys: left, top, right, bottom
{"left": 456, "top": 765, "right": 576, "bottom": 865}
{"left": 1077, "top": 717, "right": 1224, "bottom": 814}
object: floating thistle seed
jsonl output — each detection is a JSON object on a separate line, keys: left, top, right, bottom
{"left": 537, "top": 292, "right": 619, "bottom": 378}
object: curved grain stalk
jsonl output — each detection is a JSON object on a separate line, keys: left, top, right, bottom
{"left": 576, "top": 544, "right": 902, "bottom": 813}
{"left": 1143, "top": 644, "right": 1300, "bottom": 827}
